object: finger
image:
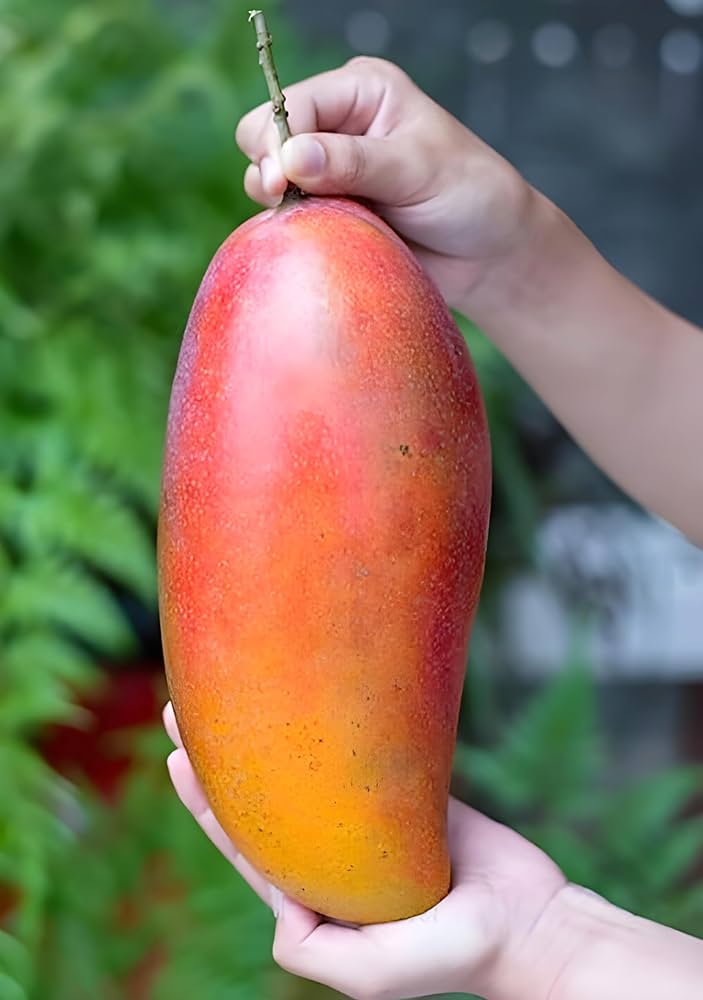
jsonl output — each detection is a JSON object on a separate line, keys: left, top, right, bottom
{"left": 162, "top": 702, "right": 182, "bottom": 748}
{"left": 272, "top": 901, "right": 386, "bottom": 998}
{"left": 244, "top": 161, "right": 284, "bottom": 207}
{"left": 274, "top": 883, "right": 486, "bottom": 1000}
{"left": 166, "top": 748, "right": 276, "bottom": 909}
{"left": 235, "top": 58, "right": 396, "bottom": 164}
{"left": 280, "top": 132, "right": 421, "bottom": 205}
{"left": 259, "top": 155, "right": 288, "bottom": 199}
{"left": 167, "top": 748, "right": 217, "bottom": 835}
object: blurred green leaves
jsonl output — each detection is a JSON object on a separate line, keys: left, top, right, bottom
{"left": 0, "top": 0, "right": 323, "bottom": 996}
{"left": 0, "top": 1, "right": 701, "bottom": 997}
{"left": 31, "top": 739, "right": 277, "bottom": 1000}
{"left": 456, "top": 663, "right": 703, "bottom": 937}
{"left": 457, "top": 657, "right": 601, "bottom": 819}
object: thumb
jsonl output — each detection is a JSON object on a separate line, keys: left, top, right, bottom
{"left": 280, "top": 132, "right": 415, "bottom": 204}
{"left": 272, "top": 897, "right": 382, "bottom": 997}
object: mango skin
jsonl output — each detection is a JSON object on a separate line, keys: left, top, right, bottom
{"left": 158, "top": 196, "right": 491, "bottom": 924}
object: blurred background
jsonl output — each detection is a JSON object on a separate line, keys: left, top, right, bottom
{"left": 1, "top": 1, "right": 702, "bottom": 998}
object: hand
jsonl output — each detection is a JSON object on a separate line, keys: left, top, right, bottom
{"left": 238, "top": 61, "right": 703, "bottom": 544}
{"left": 235, "top": 57, "right": 534, "bottom": 312}
{"left": 163, "top": 702, "right": 567, "bottom": 1000}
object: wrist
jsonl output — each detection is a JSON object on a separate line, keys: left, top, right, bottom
{"left": 486, "top": 883, "right": 703, "bottom": 1000}
{"left": 504, "top": 884, "right": 621, "bottom": 1000}
{"left": 459, "top": 187, "right": 599, "bottom": 341}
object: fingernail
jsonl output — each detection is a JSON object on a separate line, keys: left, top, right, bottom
{"left": 270, "top": 887, "right": 284, "bottom": 918}
{"left": 282, "top": 135, "right": 326, "bottom": 178}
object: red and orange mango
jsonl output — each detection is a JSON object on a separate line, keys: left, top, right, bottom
{"left": 158, "top": 196, "right": 491, "bottom": 923}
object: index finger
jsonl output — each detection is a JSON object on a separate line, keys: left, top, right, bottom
{"left": 162, "top": 701, "right": 183, "bottom": 748}
{"left": 235, "top": 57, "right": 403, "bottom": 163}
{"left": 166, "top": 746, "right": 279, "bottom": 910}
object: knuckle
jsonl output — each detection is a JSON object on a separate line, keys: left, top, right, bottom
{"left": 344, "top": 56, "right": 413, "bottom": 105}
{"left": 341, "top": 141, "right": 367, "bottom": 187}
{"left": 346, "top": 55, "right": 401, "bottom": 79}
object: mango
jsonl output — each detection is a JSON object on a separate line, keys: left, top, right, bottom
{"left": 158, "top": 196, "right": 491, "bottom": 923}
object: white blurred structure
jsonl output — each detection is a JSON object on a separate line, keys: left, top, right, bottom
{"left": 500, "top": 506, "right": 703, "bottom": 680}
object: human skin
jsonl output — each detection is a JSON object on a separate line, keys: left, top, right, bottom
{"left": 241, "top": 58, "right": 703, "bottom": 547}
{"left": 165, "top": 703, "right": 703, "bottom": 1000}
{"left": 165, "top": 57, "right": 703, "bottom": 1000}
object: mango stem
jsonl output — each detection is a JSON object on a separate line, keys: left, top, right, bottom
{"left": 248, "top": 9, "right": 303, "bottom": 202}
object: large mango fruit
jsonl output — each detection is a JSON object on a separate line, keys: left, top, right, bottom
{"left": 158, "top": 196, "right": 491, "bottom": 924}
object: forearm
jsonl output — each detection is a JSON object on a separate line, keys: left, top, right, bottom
{"left": 491, "top": 884, "right": 703, "bottom": 1000}
{"left": 463, "top": 192, "right": 703, "bottom": 545}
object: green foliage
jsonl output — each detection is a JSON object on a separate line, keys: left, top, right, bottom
{"left": 1, "top": 1, "right": 700, "bottom": 997}
{"left": 456, "top": 663, "right": 703, "bottom": 938}
{"left": 0, "top": 0, "right": 329, "bottom": 996}
{"left": 32, "top": 736, "right": 277, "bottom": 1000}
